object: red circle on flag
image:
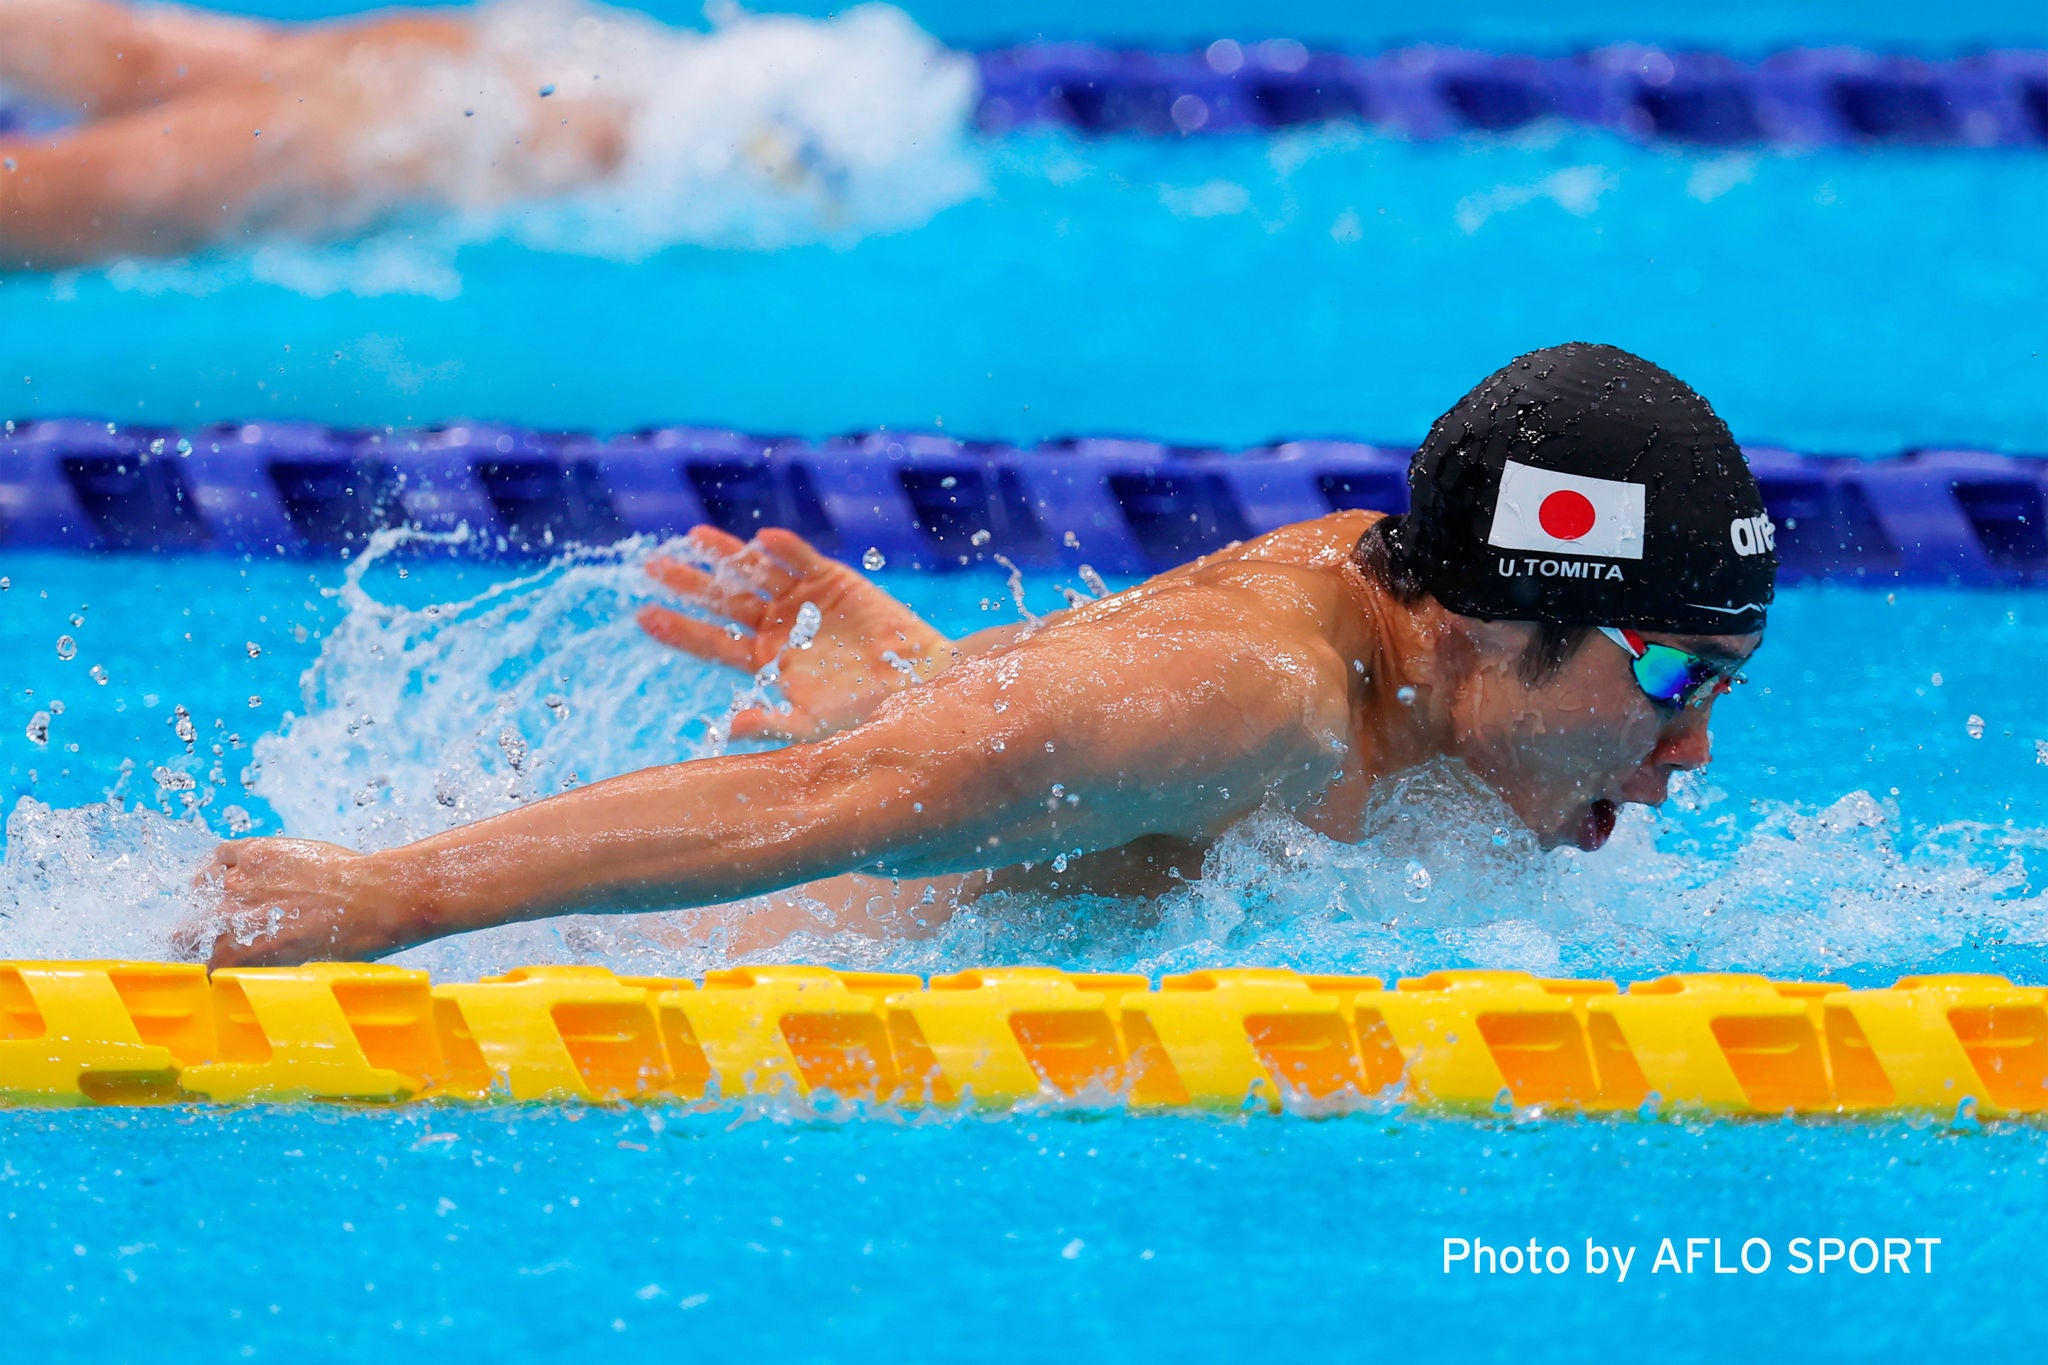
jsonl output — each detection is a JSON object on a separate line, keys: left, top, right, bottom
{"left": 1537, "top": 490, "right": 1597, "bottom": 541}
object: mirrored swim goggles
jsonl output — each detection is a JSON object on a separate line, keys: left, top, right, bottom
{"left": 1596, "top": 627, "right": 1745, "bottom": 711}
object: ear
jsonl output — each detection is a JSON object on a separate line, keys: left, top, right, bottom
{"left": 1437, "top": 613, "right": 1534, "bottom": 685}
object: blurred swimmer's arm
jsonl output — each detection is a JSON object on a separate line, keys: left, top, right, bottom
{"left": 0, "top": 0, "right": 275, "bottom": 116}
{"left": 638, "top": 526, "right": 1041, "bottom": 741}
{"left": 0, "top": 81, "right": 328, "bottom": 268}
{"left": 200, "top": 583, "right": 1351, "bottom": 965}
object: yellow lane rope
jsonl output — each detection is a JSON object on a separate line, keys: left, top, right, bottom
{"left": 1, "top": 962, "right": 2041, "bottom": 1116}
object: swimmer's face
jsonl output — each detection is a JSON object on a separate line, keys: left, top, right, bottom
{"left": 1444, "top": 624, "right": 1762, "bottom": 852}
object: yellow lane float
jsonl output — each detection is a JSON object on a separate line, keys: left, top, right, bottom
{"left": 1, "top": 962, "right": 2043, "bottom": 1116}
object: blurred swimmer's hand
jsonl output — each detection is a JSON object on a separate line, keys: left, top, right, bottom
{"left": 638, "top": 526, "right": 953, "bottom": 742}
{"left": 187, "top": 836, "right": 401, "bottom": 967}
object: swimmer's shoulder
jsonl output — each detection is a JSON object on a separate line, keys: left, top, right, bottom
{"left": 1186, "top": 509, "right": 1385, "bottom": 573}
{"left": 1069, "top": 509, "right": 1387, "bottom": 622}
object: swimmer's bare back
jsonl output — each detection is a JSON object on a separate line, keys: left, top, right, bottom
{"left": 0, "top": 0, "right": 622, "bottom": 266}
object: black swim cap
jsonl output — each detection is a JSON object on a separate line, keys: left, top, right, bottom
{"left": 1381, "top": 343, "right": 1775, "bottom": 635}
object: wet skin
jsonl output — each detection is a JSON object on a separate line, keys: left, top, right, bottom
{"left": 195, "top": 512, "right": 1759, "bottom": 966}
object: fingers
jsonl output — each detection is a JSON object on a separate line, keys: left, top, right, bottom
{"left": 754, "top": 527, "right": 840, "bottom": 578}
{"left": 635, "top": 605, "right": 756, "bottom": 669}
{"left": 679, "top": 524, "right": 810, "bottom": 591}
{"left": 644, "top": 556, "right": 770, "bottom": 627}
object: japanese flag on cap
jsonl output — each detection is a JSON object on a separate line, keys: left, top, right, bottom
{"left": 1486, "top": 460, "right": 1646, "bottom": 560}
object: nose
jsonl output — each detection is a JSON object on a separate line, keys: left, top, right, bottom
{"left": 1651, "top": 704, "right": 1714, "bottom": 772}
{"left": 1619, "top": 704, "right": 1713, "bottom": 805}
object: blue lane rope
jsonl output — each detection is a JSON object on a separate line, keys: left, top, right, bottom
{"left": 3, "top": 44, "right": 2045, "bottom": 147}
{"left": 3, "top": 418, "right": 2043, "bottom": 584}
{"left": 974, "top": 43, "right": 2048, "bottom": 146}
{"left": 1001, "top": 43, "right": 2048, "bottom": 144}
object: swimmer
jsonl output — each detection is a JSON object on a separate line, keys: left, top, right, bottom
{"left": 0, "top": 0, "right": 964, "bottom": 267}
{"left": 196, "top": 343, "right": 1779, "bottom": 966}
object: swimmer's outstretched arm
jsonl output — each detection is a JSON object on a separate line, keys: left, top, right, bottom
{"left": 201, "top": 583, "right": 1352, "bottom": 965}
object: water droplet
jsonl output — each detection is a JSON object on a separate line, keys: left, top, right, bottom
{"left": 1397, "top": 685, "right": 1417, "bottom": 705}
{"left": 172, "top": 705, "right": 196, "bottom": 747}
{"left": 222, "top": 806, "right": 253, "bottom": 835}
{"left": 1078, "top": 566, "right": 1110, "bottom": 598}
{"left": 0, "top": 577, "right": 8, "bottom": 590}
{"left": 544, "top": 694, "right": 570, "bottom": 721}
{"left": 90, "top": 665, "right": 108, "bottom": 685}
{"left": 48, "top": 700, "right": 63, "bottom": 715}
{"left": 991, "top": 739, "right": 1005, "bottom": 752}
{"left": 499, "top": 729, "right": 528, "bottom": 772}
{"left": 789, "top": 600, "right": 823, "bottom": 650}
{"left": 861, "top": 547, "right": 887, "bottom": 571}
{"left": 969, "top": 529, "right": 992, "bottom": 547}
{"left": 24, "top": 711, "right": 49, "bottom": 746}
{"left": 247, "top": 695, "right": 262, "bottom": 708}
{"left": 54, "top": 636, "right": 76, "bottom": 660}
{"left": 1403, "top": 862, "right": 1433, "bottom": 903}
{"left": 1967, "top": 714, "right": 1986, "bottom": 740}
{"left": 1052, "top": 853, "right": 1069, "bottom": 873}
{"left": 68, "top": 613, "right": 83, "bottom": 628}
{"left": 538, "top": 84, "right": 556, "bottom": 97}
{"left": 245, "top": 641, "right": 262, "bottom": 659}
{"left": 2037, "top": 740, "right": 2048, "bottom": 766}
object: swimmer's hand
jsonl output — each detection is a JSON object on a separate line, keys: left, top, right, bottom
{"left": 186, "top": 837, "right": 406, "bottom": 967}
{"left": 638, "top": 527, "right": 953, "bottom": 742}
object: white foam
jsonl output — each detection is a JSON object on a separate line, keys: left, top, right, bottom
{"left": 471, "top": 0, "right": 984, "bottom": 256}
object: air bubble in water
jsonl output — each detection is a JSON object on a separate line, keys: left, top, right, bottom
{"left": 247, "top": 695, "right": 262, "bottom": 708}
{"left": 54, "top": 636, "right": 76, "bottom": 660}
{"left": 172, "top": 705, "right": 196, "bottom": 747}
{"left": 789, "top": 600, "right": 823, "bottom": 650}
{"left": 1403, "top": 861, "right": 1433, "bottom": 903}
{"left": 24, "top": 711, "right": 49, "bottom": 747}
{"left": 245, "top": 642, "right": 262, "bottom": 659}
{"left": 861, "top": 547, "right": 887, "bottom": 571}
{"left": 90, "top": 665, "right": 108, "bottom": 685}
{"left": 69, "top": 614, "right": 83, "bottom": 628}
{"left": 2038, "top": 740, "right": 2048, "bottom": 766}
{"left": 969, "top": 529, "right": 991, "bottom": 547}
{"left": 1967, "top": 714, "right": 1986, "bottom": 740}
{"left": 545, "top": 694, "right": 570, "bottom": 721}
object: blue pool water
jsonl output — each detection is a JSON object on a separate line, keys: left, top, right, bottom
{"left": 1, "top": 1105, "right": 2034, "bottom": 1361}
{"left": 1, "top": 549, "right": 2045, "bottom": 1357}
{"left": 7, "top": 0, "right": 2048, "bottom": 1356}
{"left": 7, "top": 4, "right": 2047, "bottom": 453}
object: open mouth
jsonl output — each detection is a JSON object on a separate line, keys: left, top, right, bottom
{"left": 1577, "top": 798, "right": 1619, "bottom": 852}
